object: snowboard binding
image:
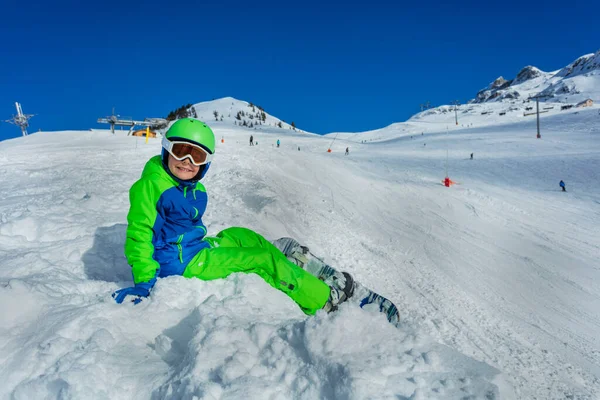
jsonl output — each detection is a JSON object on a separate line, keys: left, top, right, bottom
{"left": 272, "top": 237, "right": 400, "bottom": 326}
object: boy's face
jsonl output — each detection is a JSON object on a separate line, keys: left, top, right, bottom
{"left": 167, "top": 154, "right": 200, "bottom": 181}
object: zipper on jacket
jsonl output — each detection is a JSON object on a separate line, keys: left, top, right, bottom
{"left": 176, "top": 234, "right": 184, "bottom": 263}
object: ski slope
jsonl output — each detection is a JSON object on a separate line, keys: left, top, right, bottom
{"left": 1, "top": 107, "right": 599, "bottom": 399}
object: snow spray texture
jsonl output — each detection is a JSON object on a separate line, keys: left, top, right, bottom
{"left": 125, "top": 156, "right": 330, "bottom": 314}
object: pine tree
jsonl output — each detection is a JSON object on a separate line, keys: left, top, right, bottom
{"left": 213, "top": 110, "right": 219, "bottom": 121}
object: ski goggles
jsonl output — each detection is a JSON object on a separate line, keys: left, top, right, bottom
{"left": 162, "top": 137, "right": 214, "bottom": 166}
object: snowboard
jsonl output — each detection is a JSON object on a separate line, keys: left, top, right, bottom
{"left": 272, "top": 238, "right": 400, "bottom": 327}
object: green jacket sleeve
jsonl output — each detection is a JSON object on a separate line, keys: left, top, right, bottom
{"left": 125, "top": 178, "right": 162, "bottom": 285}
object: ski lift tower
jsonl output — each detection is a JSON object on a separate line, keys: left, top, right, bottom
{"left": 529, "top": 93, "right": 552, "bottom": 139}
{"left": 451, "top": 100, "right": 460, "bottom": 125}
{"left": 97, "top": 107, "right": 125, "bottom": 134}
{"left": 97, "top": 107, "right": 168, "bottom": 134}
{"left": 420, "top": 101, "right": 431, "bottom": 112}
{"left": 5, "top": 102, "right": 34, "bottom": 136}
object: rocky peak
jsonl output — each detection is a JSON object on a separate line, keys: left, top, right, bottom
{"left": 556, "top": 50, "right": 600, "bottom": 78}
{"left": 513, "top": 66, "right": 542, "bottom": 84}
{"left": 471, "top": 76, "right": 514, "bottom": 103}
{"left": 490, "top": 76, "right": 511, "bottom": 90}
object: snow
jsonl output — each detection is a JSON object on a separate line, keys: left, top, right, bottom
{"left": 1, "top": 101, "right": 600, "bottom": 399}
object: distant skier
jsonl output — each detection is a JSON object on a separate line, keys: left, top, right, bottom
{"left": 560, "top": 180, "right": 566, "bottom": 192}
{"left": 276, "top": 139, "right": 280, "bottom": 148}
{"left": 470, "top": 153, "right": 473, "bottom": 160}
{"left": 345, "top": 147, "right": 349, "bottom": 156}
{"left": 249, "top": 135, "right": 254, "bottom": 146}
{"left": 112, "top": 118, "right": 358, "bottom": 317}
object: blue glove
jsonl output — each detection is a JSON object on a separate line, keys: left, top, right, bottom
{"left": 112, "top": 283, "right": 152, "bottom": 304}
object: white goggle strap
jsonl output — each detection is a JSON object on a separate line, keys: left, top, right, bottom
{"left": 161, "top": 136, "right": 173, "bottom": 153}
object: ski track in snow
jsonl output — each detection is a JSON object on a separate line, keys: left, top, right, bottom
{"left": 1, "top": 107, "right": 599, "bottom": 399}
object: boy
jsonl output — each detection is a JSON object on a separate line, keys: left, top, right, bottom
{"left": 113, "top": 118, "right": 353, "bottom": 315}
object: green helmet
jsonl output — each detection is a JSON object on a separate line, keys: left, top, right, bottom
{"left": 165, "top": 118, "right": 215, "bottom": 154}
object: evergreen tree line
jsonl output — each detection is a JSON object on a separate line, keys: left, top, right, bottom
{"left": 166, "top": 104, "right": 197, "bottom": 121}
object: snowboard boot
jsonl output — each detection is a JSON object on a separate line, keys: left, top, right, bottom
{"left": 272, "top": 237, "right": 356, "bottom": 311}
{"left": 322, "top": 271, "right": 355, "bottom": 313}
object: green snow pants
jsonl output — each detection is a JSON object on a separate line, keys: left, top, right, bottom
{"left": 183, "top": 227, "right": 331, "bottom": 315}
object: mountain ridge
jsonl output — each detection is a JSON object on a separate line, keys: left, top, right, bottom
{"left": 470, "top": 50, "right": 599, "bottom": 104}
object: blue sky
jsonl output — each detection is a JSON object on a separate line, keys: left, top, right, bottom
{"left": 1, "top": 0, "right": 598, "bottom": 140}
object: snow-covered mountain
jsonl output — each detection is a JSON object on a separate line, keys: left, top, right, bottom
{"left": 471, "top": 50, "right": 599, "bottom": 104}
{"left": 538, "top": 51, "right": 600, "bottom": 101}
{"left": 185, "top": 97, "right": 304, "bottom": 134}
{"left": 470, "top": 66, "right": 555, "bottom": 104}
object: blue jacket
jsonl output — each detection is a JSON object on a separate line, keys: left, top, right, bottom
{"left": 125, "top": 156, "right": 211, "bottom": 286}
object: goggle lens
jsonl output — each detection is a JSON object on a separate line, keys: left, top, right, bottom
{"left": 171, "top": 143, "right": 209, "bottom": 165}
{"left": 162, "top": 137, "right": 213, "bottom": 166}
